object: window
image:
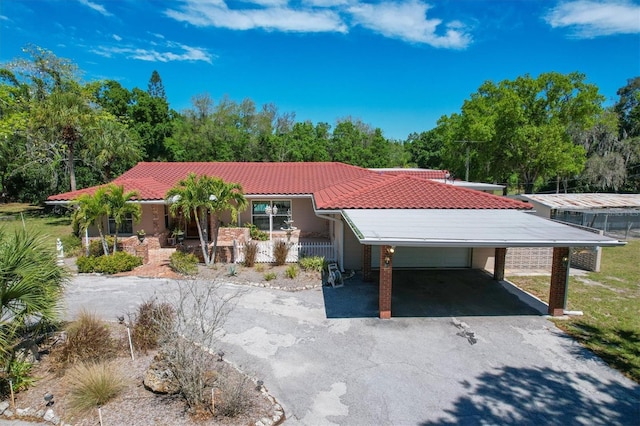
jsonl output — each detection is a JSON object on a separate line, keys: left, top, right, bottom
{"left": 108, "top": 214, "right": 134, "bottom": 235}
{"left": 252, "top": 200, "right": 291, "bottom": 231}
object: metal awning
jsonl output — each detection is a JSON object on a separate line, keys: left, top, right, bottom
{"left": 342, "top": 209, "right": 624, "bottom": 248}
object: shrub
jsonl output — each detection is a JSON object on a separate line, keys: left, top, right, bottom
{"left": 272, "top": 240, "right": 289, "bottom": 266}
{"left": 244, "top": 224, "right": 268, "bottom": 241}
{"left": 53, "top": 311, "right": 117, "bottom": 368}
{"left": 59, "top": 234, "right": 82, "bottom": 256}
{"left": 263, "top": 272, "right": 277, "bottom": 281}
{"left": 76, "top": 252, "right": 142, "bottom": 274}
{"left": 67, "top": 362, "right": 126, "bottom": 415}
{"left": 1, "top": 358, "right": 34, "bottom": 394}
{"left": 88, "top": 237, "right": 115, "bottom": 257}
{"left": 97, "top": 252, "right": 142, "bottom": 274}
{"left": 285, "top": 265, "right": 298, "bottom": 279}
{"left": 76, "top": 255, "right": 98, "bottom": 273}
{"left": 243, "top": 241, "right": 258, "bottom": 267}
{"left": 169, "top": 251, "right": 199, "bottom": 275}
{"left": 215, "top": 373, "right": 254, "bottom": 417}
{"left": 130, "top": 299, "right": 174, "bottom": 353}
{"left": 299, "top": 256, "right": 324, "bottom": 272}
{"left": 255, "top": 264, "right": 265, "bottom": 273}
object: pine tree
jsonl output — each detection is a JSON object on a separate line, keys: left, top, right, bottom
{"left": 147, "top": 70, "right": 166, "bottom": 100}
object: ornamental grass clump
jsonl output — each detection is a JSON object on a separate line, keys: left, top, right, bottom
{"left": 67, "top": 361, "right": 126, "bottom": 415}
{"left": 53, "top": 310, "right": 117, "bottom": 369}
{"left": 243, "top": 241, "right": 258, "bottom": 267}
{"left": 130, "top": 299, "right": 174, "bottom": 353}
{"left": 272, "top": 240, "right": 289, "bottom": 266}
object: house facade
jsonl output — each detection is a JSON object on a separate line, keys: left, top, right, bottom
{"left": 48, "top": 161, "right": 623, "bottom": 318}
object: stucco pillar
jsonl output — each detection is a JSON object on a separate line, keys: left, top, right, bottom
{"left": 494, "top": 247, "right": 507, "bottom": 281}
{"left": 362, "top": 245, "right": 372, "bottom": 282}
{"left": 549, "top": 247, "right": 570, "bottom": 316}
{"left": 379, "top": 245, "right": 394, "bottom": 319}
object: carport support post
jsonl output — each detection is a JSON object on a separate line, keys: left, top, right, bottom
{"left": 379, "top": 245, "right": 394, "bottom": 319}
{"left": 494, "top": 248, "right": 506, "bottom": 281}
{"left": 363, "top": 245, "right": 372, "bottom": 282}
{"left": 549, "top": 247, "right": 570, "bottom": 316}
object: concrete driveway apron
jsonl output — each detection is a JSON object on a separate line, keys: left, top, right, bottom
{"left": 65, "top": 275, "right": 640, "bottom": 425}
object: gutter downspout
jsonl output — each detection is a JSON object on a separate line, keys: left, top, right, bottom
{"left": 315, "top": 212, "right": 345, "bottom": 272}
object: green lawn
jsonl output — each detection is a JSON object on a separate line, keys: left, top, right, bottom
{"left": 509, "top": 240, "right": 640, "bottom": 383}
{"left": 0, "top": 203, "right": 73, "bottom": 250}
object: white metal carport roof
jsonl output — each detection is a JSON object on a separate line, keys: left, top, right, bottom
{"left": 342, "top": 209, "right": 624, "bottom": 248}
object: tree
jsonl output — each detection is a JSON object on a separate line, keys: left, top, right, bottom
{"left": 0, "top": 228, "right": 68, "bottom": 359}
{"left": 30, "top": 88, "right": 96, "bottom": 192}
{"left": 104, "top": 184, "right": 141, "bottom": 254}
{"left": 147, "top": 70, "right": 166, "bottom": 101}
{"left": 72, "top": 187, "right": 110, "bottom": 256}
{"left": 165, "top": 174, "right": 247, "bottom": 266}
{"left": 83, "top": 117, "right": 143, "bottom": 181}
{"left": 455, "top": 72, "right": 603, "bottom": 193}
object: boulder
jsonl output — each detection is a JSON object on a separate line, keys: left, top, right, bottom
{"left": 143, "top": 353, "right": 180, "bottom": 394}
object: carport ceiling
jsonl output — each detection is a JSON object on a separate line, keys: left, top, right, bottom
{"left": 342, "top": 209, "right": 624, "bottom": 248}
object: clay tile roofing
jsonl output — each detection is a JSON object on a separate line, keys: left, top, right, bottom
{"left": 370, "top": 168, "right": 449, "bottom": 180}
{"left": 47, "top": 161, "right": 531, "bottom": 210}
{"left": 314, "top": 174, "right": 530, "bottom": 210}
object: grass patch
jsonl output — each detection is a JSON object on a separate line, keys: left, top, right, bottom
{"left": 508, "top": 240, "right": 640, "bottom": 383}
{"left": 0, "top": 203, "right": 72, "bottom": 249}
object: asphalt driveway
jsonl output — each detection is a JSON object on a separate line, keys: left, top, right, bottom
{"left": 63, "top": 272, "right": 640, "bottom": 425}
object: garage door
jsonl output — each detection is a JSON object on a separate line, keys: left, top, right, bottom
{"left": 372, "top": 246, "right": 471, "bottom": 268}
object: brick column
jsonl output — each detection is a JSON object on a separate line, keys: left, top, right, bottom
{"left": 494, "top": 247, "right": 507, "bottom": 281}
{"left": 362, "top": 245, "right": 372, "bottom": 282}
{"left": 549, "top": 247, "right": 569, "bottom": 316}
{"left": 134, "top": 244, "right": 149, "bottom": 265}
{"left": 379, "top": 245, "right": 394, "bottom": 319}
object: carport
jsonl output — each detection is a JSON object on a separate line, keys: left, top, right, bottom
{"left": 342, "top": 209, "right": 624, "bottom": 319}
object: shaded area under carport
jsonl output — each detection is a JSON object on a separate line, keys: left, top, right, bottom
{"left": 322, "top": 269, "right": 541, "bottom": 319}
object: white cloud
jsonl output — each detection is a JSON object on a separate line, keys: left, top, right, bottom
{"left": 166, "top": 1, "right": 347, "bottom": 32}
{"left": 0, "top": 15, "right": 9, "bottom": 21}
{"left": 77, "top": 0, "right": 112, "bottom": 17}
{"left": 165, "top": 0, "right": 471, "bottom": 48}
{"left": 92, "top": 42, "right": 214, "bottom": 64}
{"left": 545, "top": 0, "right": 640, "bottom": 37}
{"left": 112, "top": 34, "right": 122, "bottom": 41}
{"left": 348, "top": 1, "right": 471, "bottom": 48}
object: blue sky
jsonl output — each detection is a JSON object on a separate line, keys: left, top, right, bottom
{"left": 1, "top": 0, "right": 639, "bottom": 140}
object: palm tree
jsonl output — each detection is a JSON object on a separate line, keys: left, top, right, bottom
{"left": 72, "top": 186, "right": 110, "bottom": 256}
{"left": 104, "top": 184, "right": 141, "bottom": 253}
{"left": 165, "top": 173, "right": 247, "bottom": 265}
{"left": 0, "top": 228, "right": 68, "bottom": 358}
{"left": 208, "top": 178, "right": 248, "bottom": 262}
{"left": 32, "top": 89, "right": 95, "bottom": 192}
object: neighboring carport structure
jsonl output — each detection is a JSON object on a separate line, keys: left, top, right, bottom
{"left": 342, "top": 209, "right": 624, "bottom": 319}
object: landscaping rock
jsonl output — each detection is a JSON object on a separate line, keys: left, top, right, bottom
{"left": 143, "top": 353, "right": 180, "bottom": 394}
{"left": 0, "top": 401, "right": 9, "bottom": 414}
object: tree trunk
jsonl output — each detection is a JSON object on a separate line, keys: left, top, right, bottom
{"left": 194, "top": 209, "right": 210, "bottom": 265}
{"left": 68, "top": 142, "right": 76, "bottom": 192}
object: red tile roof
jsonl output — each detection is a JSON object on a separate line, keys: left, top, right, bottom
{"left": 47, "top": 162, "right": 531, "bottom": 210}
{"left": 314, "top": 174, "right": 529, "bottom": 209}
{"left": 371, "top": 168, "right": 449, "bottom": 180}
